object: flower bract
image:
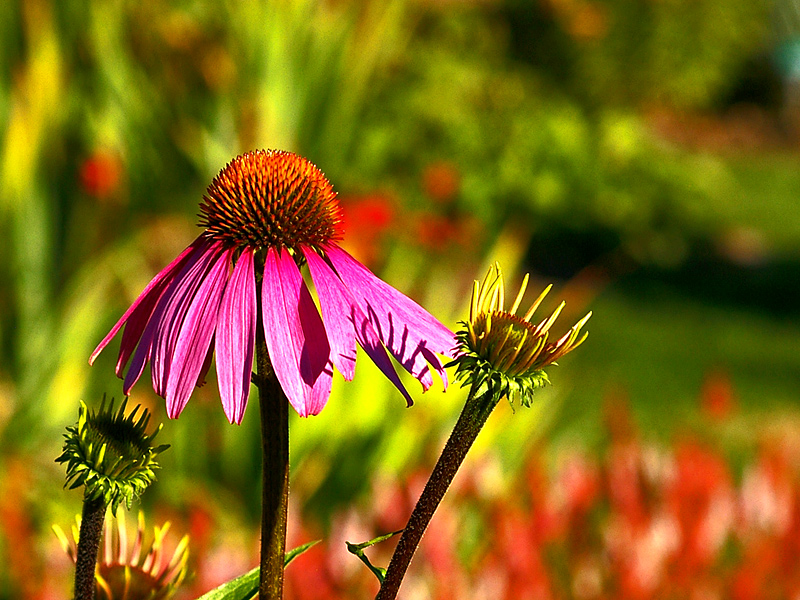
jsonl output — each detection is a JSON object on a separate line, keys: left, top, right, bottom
{"left": 453, "top": 263, "right": 591, "bottom": 407}
{"left": 91, "top": 150, "right": 455, "bottom": 423}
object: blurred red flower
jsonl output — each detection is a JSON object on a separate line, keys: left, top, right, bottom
{"left": 339, "top": 193, "right": 396, "bottom": 267}
{"left": 79, "top": 150, "right": 123, "bottom": 199}
{"left": 700, "top": 368, "right": 738, "bottom": 421}
{"left": 421, "top": 160, "right": 461, "bottom": 205}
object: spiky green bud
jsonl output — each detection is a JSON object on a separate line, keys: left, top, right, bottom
{"left": 56, "top": 397, "right": 169, "bottom": 513}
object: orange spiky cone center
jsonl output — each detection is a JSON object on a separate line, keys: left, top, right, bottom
{"left": 199, "top": 150, "right": 343, "bottom": 252}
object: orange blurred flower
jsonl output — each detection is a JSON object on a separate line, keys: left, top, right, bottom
{"left": 339, "top": 193, "right": 396, "bottom": 266}
{"left": 422, "top": 160, "right": 461, "bottom": 204}
{"left": 80, "top": 150, "right": 123, "bottom": 199}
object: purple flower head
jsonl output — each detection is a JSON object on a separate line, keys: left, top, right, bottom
{"left": 91, "top": 150, "right": 455, "bottom": 424}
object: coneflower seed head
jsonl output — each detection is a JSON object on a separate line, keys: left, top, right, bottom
{"left": 199, "top": 150, "right": 343, "bottom": 253}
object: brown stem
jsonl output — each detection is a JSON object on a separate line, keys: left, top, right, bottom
{"left": 74, "top": 495, "right": 107, "bottom": 600}
{"left": 253, "top": 254, "right": 291, "bottom": 598}
{"left": 376, "top": 381, "right": 497, "bottom": 600}
{"left": 255, "top": 325, "right": 289, "bottom": 600}
{"left": 256, "top": 327, "right": 290, "bottom": 600}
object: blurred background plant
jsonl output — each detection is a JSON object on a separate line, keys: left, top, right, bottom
{"left": 1, "top": 0, "right": 799, "bottom": 598}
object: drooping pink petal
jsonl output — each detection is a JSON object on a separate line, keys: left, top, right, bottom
{"left": 89, "top": 237, "right": 204, "bottom": 368}
{"left": 304, "top": 247, "right": 357, "bottom": 380}
{"left": 196, "top": 340, "right": 215, "bottom": 388}
{"left": 122, "top": 331, "right": 152, "bottom": 395}
{"left": 353, "top": 312, "right": 416, "bottom": 406}
{"left": 261, "top": 247, "right": 332, "bottom": 417}
{"left": 304, "top": 246, "right": 413, "bottom": 406}
{"left": 325, "top": 244, "right": 454, "bottom": 391}
{"left": 114, "top": 283, "right": 166, "bottom": 379}
{"left": 164, "top": 245, "right": 233, "bottom": 419}
{"left": 122, "top": 240, "right": 214, "bottom": 394}
{"left": 143, "top": 240, "right": 218, "bottom": 396}
{"left": 216, "top": 248, "right": 256, "bottom": 424}
{"left": 306, "top": 361, "right": 334, "bottom": 417}
{"left": 148, "top": 240, "right": 226, "bottom": 398}
{"left": 421, "top": 346, "right": 447, "bottom": 383}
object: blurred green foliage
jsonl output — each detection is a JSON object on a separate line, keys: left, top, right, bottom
{"left": 503, "top": 0, "right": 770, "bottom": 108}
{"left": 1, "top": 0, "right": 799, "bottom": 597}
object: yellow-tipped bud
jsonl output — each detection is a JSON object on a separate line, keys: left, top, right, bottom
{"left": 452, "top": 263, "right": 591, "bottom": 406}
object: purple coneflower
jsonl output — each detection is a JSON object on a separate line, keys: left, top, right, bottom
{"left": 90, "top": 150, "right": 454, "bottom": 424}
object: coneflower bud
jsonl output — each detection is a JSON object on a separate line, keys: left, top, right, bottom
{"left": 453, "top": 263, "right": 591, "bottom": 407}
{"left": 53, "top": 510, "right": 189, "bottom": 600}
{"left": 57, "top": 397, "right": 170, "bottom": 600}
{"left": 377, "top": 264, "right": 591, "bottom": 600}
{"left": 57, "top": 397, "right": 169, "bottom": 512}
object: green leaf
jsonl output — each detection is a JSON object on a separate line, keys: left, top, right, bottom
{"left": 194, "top": 542, "right": 320, "bottom": 600}
{"left": 195, "top": 567, "right": 258, "bottom": 600}
{"left": 285, "top": 539, "right": 321, "bottom": 567}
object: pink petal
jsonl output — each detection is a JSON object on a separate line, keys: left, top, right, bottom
{"left": 216, "top": 248, "right": 256, "bottom": 424}
{"left": 89, "top": 237, "right": 204, "bottom": 369}
{"left": 196, "top": 341, "right": 215, "bottom": 388}
{"left": 122, "top": 240, "right": 214, "bottom": 394}
{"left": 114, "top": 284, "right": 165, "bottom": 378}
{"left": 261, "top": 247, "right": 332, "bottom": 417}
{"left": 325, "top": 245, "right": 454, "bottom": 391}
{"left": 146, "top": 240, "right": 223, "bottom": 397}
{"left": 164, "top": 245, "right": 233, "bottom": 419}
{"left": 122, "top": 333, "right": 152, "bottom": 395}
{"left": 304, "top": 246, "right": 413, "bottom": 406}
{"left": 304, "top": 247, "right": 357, "bottom": 380}
{"left": 307, "top": 362, "right": 334, "bottom": 417}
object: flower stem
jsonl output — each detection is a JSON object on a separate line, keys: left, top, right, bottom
{"left": 74, "top": 495, "right": 107, "bottom": 600}
{"left": 376, "top": 381, "right": 498, "bottom": 600}
{"left": 256, "top": 329, "right": 289, "bottom": 599}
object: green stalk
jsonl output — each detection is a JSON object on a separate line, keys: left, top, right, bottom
{"left": 376, "top": 380, "right": 498, "bottom": 600}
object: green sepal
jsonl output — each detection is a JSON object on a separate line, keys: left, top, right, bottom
{"left": 449, "top": 334, "right": 552, "bottom": 409}
{"left": 346, "top": 529, "right": 403, "bottom": 584}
